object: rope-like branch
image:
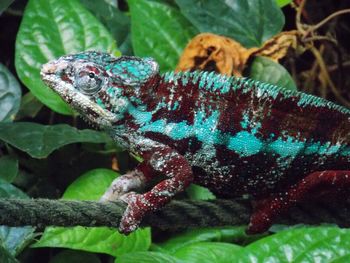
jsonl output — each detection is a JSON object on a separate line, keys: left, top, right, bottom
{"left": 1, "top": 198, "right": 350, "bottom": 231}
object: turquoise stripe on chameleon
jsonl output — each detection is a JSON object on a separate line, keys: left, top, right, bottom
{"left": 304, "top": 142, "right": 321, "bottom": 155}
{"left": 194, "top": 110, "right": 221, "bottom": 143}
{"left": 268, "top": 136, "right": 305, "bottom": 158}
{"left": 341, "top": 147, "right": 350, "bottom": 156}
{"left": 140, "top": 115, "right": 263, "bottom": 157}
{"left": 137, "top": 109, "right": 349, "bottom": 158}
{"left": 166, "top": 121, "right": 192, "bottom": 140}
{"left": 140, "top": 119, "right": 166, "bottom": 134}
{"left": 128, "top": 104, "right": 153, "bottom": 125}
{"left": 227, "top": 131, "right": 263, "bottom": 156}
{"left": 318, "top": 142, "right": 340, "bottom": 155}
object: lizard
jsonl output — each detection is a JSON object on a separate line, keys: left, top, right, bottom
{"left": 40, "top": 51, "right": 350, "bottom": 234}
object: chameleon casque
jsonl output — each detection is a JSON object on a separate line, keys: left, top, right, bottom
{"left": 41, "top": 51, "right": 350, "bottom": 234}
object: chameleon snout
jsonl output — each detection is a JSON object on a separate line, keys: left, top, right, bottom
{"left": 41, "top": 62, "right": 57, "bottom": 75}
{"left": 41, "top": 60, "right": 70, "bottom": 78}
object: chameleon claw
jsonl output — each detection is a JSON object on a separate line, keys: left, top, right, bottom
{"left": 119, "top": 217, "right": 139, "bottom": 235}
{"left": 118, "top": 192, "right": 145, "bottom": 234}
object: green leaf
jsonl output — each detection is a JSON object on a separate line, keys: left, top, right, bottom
{"left": 15, "top": 92, "right": 43, "bottom": 120}
{"left": 15, "top": 0, "right": 119, "bottom": 115}
{"left": 80, "top": 0, "right": 133, "bottom": 55}
{"left": 0, "top": 226, "right": 35, "bottom": 257}
{"left": 33, "top": 226, "right": 151, "bottom": 257}
{"left": 249, "top": 56, "right": 297, "bottom": 91}
{"left": 117, "top": 251, "right": 181, "bottom": 263}
{"left": 276, "top": 0, "right": 292, "bottom": 7}
{"left": 0, "top": 64, "right": 21, "bottom": 122}
{"left": 0, "top": 179, "right": 28, "bottom": 199}
{"left": 0, "top": 122, "right": 111, "bottom": 158}
{"left": 157, "top": 226, "right": 264, "bottom": 254}
{"left": 128, "top": 0, "right": 197, "bottom": 72}
{"left": 0, "top": 156, "right": 18, "bottom": 182}
{"left": 175, "top": 0, "right": 284, "bottom": 48}
{"left": 0, "top": 246, "right": 17, "bottom": 263}
{"left": 0, "top": 179, "right": 35, "bottom": 256}
{"left": 0, "top": 0, "right": 14, "bottom": 15}
{"left": 62, "top": 168, "right": 119, "bottom": 200}
{"left": 186, "top": 184, "right": 215, "bottom": 201}
{"left": 33, "top": 169, "right": 151, "bottom": 257}
{"left": 235, "top": 226, "right": 350, "bottom": 262}
{"left": 49, "top": 250, "right": 101, "bottom": 263}
{"left": 172, "top": 242, "right": 241, "bottom": 263}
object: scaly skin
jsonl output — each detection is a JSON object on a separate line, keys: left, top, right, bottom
{"left": 41, "top": 51, "right": 350, "bottom": 234}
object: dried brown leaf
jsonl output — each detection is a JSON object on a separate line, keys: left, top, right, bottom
{"left": 176, "top": 33, "right": 257, "bottom": 76}
{"left": 253, "top": 30, "right": 301, "bottom": 61}
{"left": 176, "top": 31, "right": 301, "bottom": 76}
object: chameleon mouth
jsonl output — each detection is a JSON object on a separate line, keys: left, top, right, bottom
{"left": 41, "top": 61, "right": 118, "bottom": 127}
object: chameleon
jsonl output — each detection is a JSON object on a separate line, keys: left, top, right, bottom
{"left": 41, "top": 51, "right": 350, "bottom": 234}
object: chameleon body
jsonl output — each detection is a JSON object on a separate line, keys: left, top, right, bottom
{"left": 41, "top": 51, "right": 350, "bottom": 234}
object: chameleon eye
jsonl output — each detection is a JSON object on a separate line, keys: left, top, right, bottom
{"left": 75, "top": 71, "right": 102, "bottom": 95}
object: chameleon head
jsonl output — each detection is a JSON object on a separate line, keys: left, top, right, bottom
{"left": 40, "top": 51, "right": 159, "bottom": 128}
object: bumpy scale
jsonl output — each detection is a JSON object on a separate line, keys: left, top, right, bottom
{"left": 41, "top": 51, "right": 350, "bottom": 234}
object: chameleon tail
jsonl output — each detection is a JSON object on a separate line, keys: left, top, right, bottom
{"left": 247, "top": 170, "right": 350, "bottom": 234}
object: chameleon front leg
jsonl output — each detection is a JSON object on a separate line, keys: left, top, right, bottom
{"left": 248, "top": 170, "right": 350, "bottom": 234}
{"left": 106, "top": 145, "right": 193, "bottom": 234}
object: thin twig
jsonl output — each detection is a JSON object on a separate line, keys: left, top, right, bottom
{"left": 4, "top": 8, "right": 23, "bottom": 17}
{"left": 310, "top": 46, "right": 350, "bottom": 108}
{"left": 295, "top": 0, "right": 307, "bottom": 34}
{"left": 302, "top": 49, "right": 320, "bottom": 94}
{"left": 304, "top": 9, "right": 350, "bottom": 37}
{"left": 328, "top": 61, "right": 350, "bottom": 72}
{"left": 303, "top": 36, "right": 337, "bottom": 45}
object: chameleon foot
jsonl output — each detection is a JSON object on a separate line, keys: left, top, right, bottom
{"left": 247, "top": 170, "right": 350, "bottom": 234}
{"left": 118, "top": 192, "right": 145, "bottom": 234}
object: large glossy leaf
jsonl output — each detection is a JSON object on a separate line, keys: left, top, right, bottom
{"left": 0, "top": 156, "right": 18, "bottom": 182}
{"left": 80, "top": 0, "right": 133, "bottom": 55}
{"left": 0, "top": 64, "right": 21, "bottom": 122}
{"left": 153, "top": 227, "right": 350, "bottom": 262}
{"left": 236, "top": 227, "right": 350, "bottom": 262}
{"left": 0, "top": 226, "right": 35, "bottom": 257}
{"left": 0, "top": 246, "right": 17, "bottom": 263}
{"left": 157, "top": 226, "right": 262, "bottom": 254}
{"left": 276, "top": 0, "right": 292, "bottom": 7}
{"left": 33, "top": 169, "right": 151, "bottom": 257}
{"left": 175, "top": 0, "right": 284, "bottom": 48}
{"left": 117, "top": 251, "right": 180, "bottom": 263}
{"left": 62, "top": 168, "right": 119, "bottom": 200}
{"left": 128, "top": 0, "right": 198, "bottom": 72}
{"left": 149, "top": 243, "right": 241, "bottom": 263}
{"left": 0, "top": 122, "right": 111, "bottom": 158}
{"left": 15, "top": 0, "right": 119, "bottom": 115}
{"left": 172, "top": 242, "right": 241, "bottom": 263}
{"left": 0, "top": 179, "right": 28, "bottom": 199}
{"left": 249, "top": 56, "right": 297, "bottom": 91}
{"left": 0, "top": 179, "right": 35, "bottom": 257}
